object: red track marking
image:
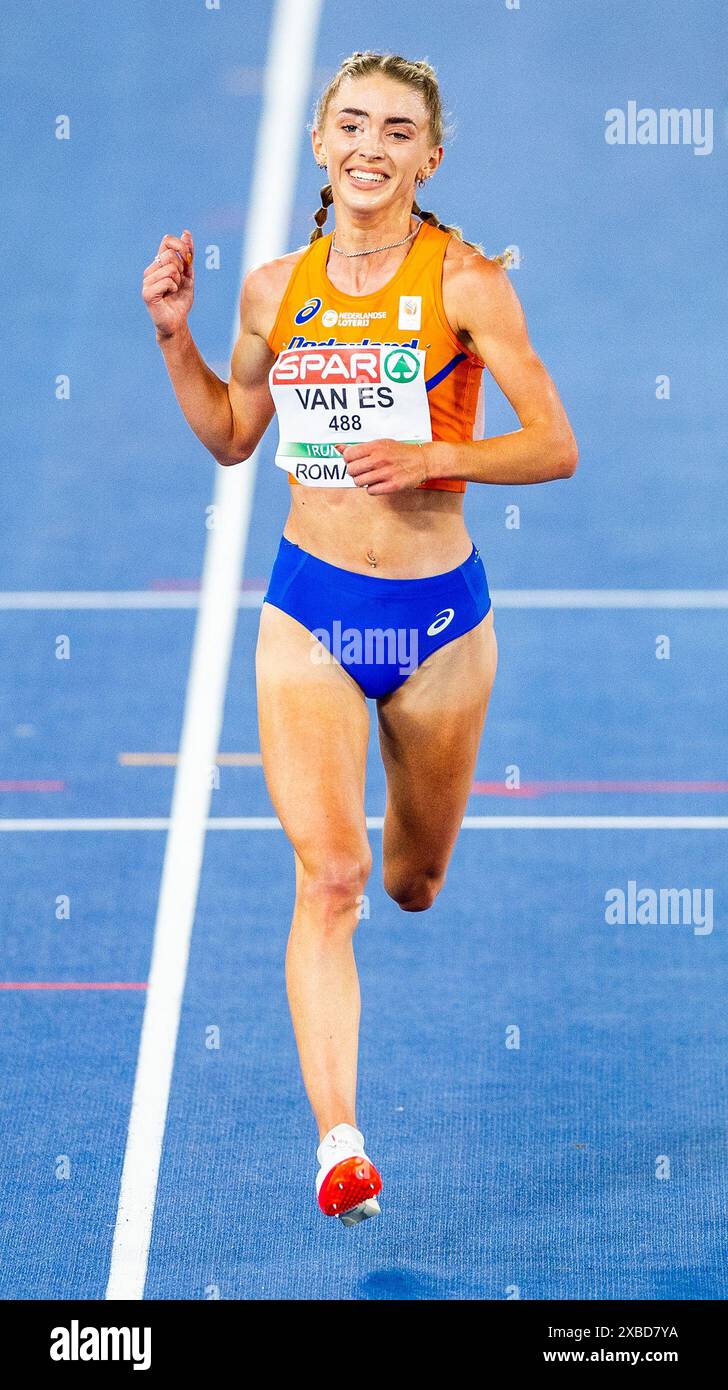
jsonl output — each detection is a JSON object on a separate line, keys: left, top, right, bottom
{"left": 0, "top": 780, "right": 65, "bottom": 792}
{"left": 0, "top": 982, "right": 147, "bottom": 991}
{"left": 471, "top": 780, "right": 728, "bottom": 796}
{"left": 148, "top": 579, "right": 265, "bottom": 591}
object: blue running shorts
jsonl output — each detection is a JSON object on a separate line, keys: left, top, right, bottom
{"left": 263, "top": 534, "right": 491, "bottom": 700}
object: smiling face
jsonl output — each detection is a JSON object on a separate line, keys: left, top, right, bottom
{"left": 313, "top": 74, "right": 442, "bottom": 216}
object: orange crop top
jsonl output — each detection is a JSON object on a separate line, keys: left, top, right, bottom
{"left": 265, "top": 220, "right": 485, "bottom": 493}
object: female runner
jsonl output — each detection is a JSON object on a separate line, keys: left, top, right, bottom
{"left": 142, "top": 51, "right": 578, "bottom": 1228}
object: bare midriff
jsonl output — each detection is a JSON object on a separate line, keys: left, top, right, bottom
{"left": 282, "top": 484, "right": 472, "bottom": 578}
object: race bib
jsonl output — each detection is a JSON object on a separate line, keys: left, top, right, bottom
{"left": 268, "top": 344, "right": 431, "bottom": 487}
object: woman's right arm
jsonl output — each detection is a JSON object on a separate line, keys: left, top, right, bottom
{"left": 142, "top": 229, "right": 277, "bottom": 468}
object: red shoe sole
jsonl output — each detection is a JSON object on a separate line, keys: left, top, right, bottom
{"left": 317, "top": 1156, "right": 383, "bottom": 1216}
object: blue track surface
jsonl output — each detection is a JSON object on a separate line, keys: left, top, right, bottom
{"left": 1, "top": 0, "right": 726, "bottom": 1299}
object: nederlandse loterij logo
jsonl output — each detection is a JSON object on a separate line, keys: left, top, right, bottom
{"left": 383, "top": 348, "right": 420, "bottom": 382}
{"left": 294, "top": 297, "right": 323, "bottom": 325}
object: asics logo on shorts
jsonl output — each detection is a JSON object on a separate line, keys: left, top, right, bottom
{"left": 426, "top": 607, "right": 455, "bottom": 636}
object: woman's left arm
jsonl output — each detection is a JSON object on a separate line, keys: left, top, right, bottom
{"left": 336, "top": 253, "right": 578, "bottom": 494}
{"left": 428, "top": 252, "right": 579, "bottom": 485}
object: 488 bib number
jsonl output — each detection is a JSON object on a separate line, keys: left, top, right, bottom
{"left": 328, "top": 414, "right": 362, "bottom": 431}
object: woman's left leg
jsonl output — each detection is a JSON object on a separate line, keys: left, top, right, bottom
{"left": 376, "top": 609, "right": 498, "bottom": 911}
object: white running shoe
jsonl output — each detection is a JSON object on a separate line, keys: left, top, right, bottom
{"left": 315, "top": 1123, "right": 382, "bottom": 1226}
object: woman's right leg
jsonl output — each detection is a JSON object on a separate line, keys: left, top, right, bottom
{"left": 255, "top": 601, "right": 372, "bottom": 1141}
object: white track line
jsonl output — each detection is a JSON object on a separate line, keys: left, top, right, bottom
{"left": 0, "top": 592, "right": 262, "bottom": 608}
{"left": 0, "top": 819, "right": 173, "bottom": 831}
{"left": 460, "top": 816, "right": 728, "bottom": 830}
{"left": 491, "top": 590, "right": 728, "bottom": 609}
{"left": 2, "top": 589, "right": 728, "bottom": 609}
{"left": 104, "top": 0, "right": 323, "bottom": 1302}
{"left": 2, "top": 816, "right": 728, "bottom": 832}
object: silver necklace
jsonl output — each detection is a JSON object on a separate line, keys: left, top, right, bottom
{"left": 331, "top": 222, "right": 420, "bottom": 258}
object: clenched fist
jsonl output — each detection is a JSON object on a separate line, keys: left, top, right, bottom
{"left": 142, "top": 229, "right": 194, "bottom": 339}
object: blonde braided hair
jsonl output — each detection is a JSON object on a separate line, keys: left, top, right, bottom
{"left": 308, "top": 50, "right": 511, "bottom": 267}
